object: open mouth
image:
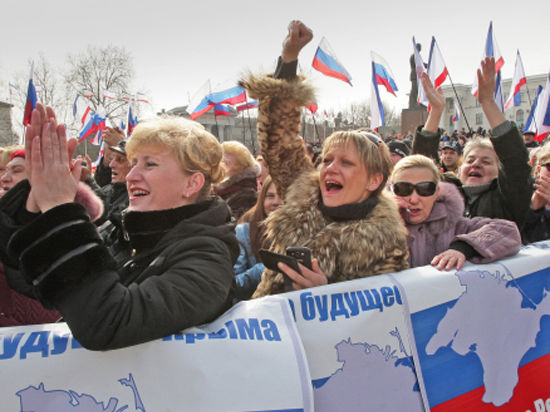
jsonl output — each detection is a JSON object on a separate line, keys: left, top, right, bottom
{"left": 325, "top": 180, "right": 343, "bottom": 193}
{"left": 468, "top": 171, "right": 482, "bottom": 178}
{"left": 130, "top": 189, "right": 149, "bottom": 197}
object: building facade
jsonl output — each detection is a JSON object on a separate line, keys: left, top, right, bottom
{"left": 438, "top": 74, "right": 547, "bottom": 133}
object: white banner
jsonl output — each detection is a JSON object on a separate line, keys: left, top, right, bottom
{"left": 0, "top": 296, "right": 313, "bottom": 412}
{"left": 284, "top": 274, "right": 425, "bottom": 411}
{"left": 1, "top": 242, "right": 550, "bottom": 411}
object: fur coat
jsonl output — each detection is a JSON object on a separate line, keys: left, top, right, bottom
{"left": 241, "top": 73, "right": 409, "bottom": 297}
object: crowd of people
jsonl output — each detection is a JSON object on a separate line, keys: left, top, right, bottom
{"left": 0, "top": 20, "right": 548, "bottom": 351}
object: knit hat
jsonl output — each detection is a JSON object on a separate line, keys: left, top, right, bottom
{"left": 388, "top": 140, "right": 409, "bottom": 159}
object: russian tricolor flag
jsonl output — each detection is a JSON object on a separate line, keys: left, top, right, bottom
{"left": 236, "top": 100, "right": 258, "bottom": 112}
{"left": 452, "top": 101, "right": 460, "bottom": 122}
{"left": 472, "top": 21, "right": 505, "bottom": 112}
{"left": 207, "top": 85, "right": 247, "bottom": 106}
{"left": 188, "top": 80, "right": 214, "bottom": 121}
{"left": 127, "top": 101, "right": 138, "bottom": 136}
{"left": 312, "top": 37, "right": 352, "bottom": 86}
{"left": 22, "top": 78, "right": 37, "bottom": 126}
{"left": 214, "top": 104, "right": 232, "bottom": 116}
{"left": 79, "top": 106, "right": 106, "bottom": 142}
{"left": 371, "top": 51, "right": 398, "bottom": 96}
{"left": 504, "top": 50, "right": 527, "bottom": 110}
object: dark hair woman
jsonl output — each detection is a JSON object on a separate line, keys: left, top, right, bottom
{"left": 233, "top": 176, "right": 283, "bottom": 300}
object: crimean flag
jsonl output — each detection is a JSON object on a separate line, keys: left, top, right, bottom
{"left": 523, "top": 86, "right": 542, "bottom": 134}
{"left": 504, "top": 50, "right": 527, "bottom": 110}
{"left": 472, "top": 21, "right": 504, "bottom": 99}
{"left": 312, "top": 37, "right": 352, "bottom": 86}
{"left": 370, "top": 61, "right": 385, "bottom": 130}
{"left": 371, "top": 51, "right": 398, "bottom": 95}
{"left": 103, "top": 89, "right": 117, "bottom": 100}
{"left": 427, "top": 37, "right": 449, "bottom": 89}
{"left": 532, "top": 73, "right": 550, "bottom": 142}
{"left": 412, "top": 37, "right": 429, "bottom": 108}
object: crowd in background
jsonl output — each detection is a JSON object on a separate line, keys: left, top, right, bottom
{"left": 0, "top": 20, "right": 548, "bottom": 352}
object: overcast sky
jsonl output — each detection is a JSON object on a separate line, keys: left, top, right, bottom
{"left": 1, "top": 0, "right": 549, "bottom": 120}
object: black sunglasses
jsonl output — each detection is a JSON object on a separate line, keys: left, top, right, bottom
{"left": 541, "top": 162, "right": 550, "bottom": 172}
{"left": 392, "top": 181, "right": 437, "bottom": 197}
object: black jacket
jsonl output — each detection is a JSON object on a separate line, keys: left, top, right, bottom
{"left": 413, "top": 122, "right": 532, "bottom": 229}
{"left": 522, "top": 208, "right": 550, "bottom": 244}
{"left": 5, "top": 195, "right": 239, "bottom": 350}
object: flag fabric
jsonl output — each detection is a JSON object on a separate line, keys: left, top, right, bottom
{"left": 23, "top": 77, "right": 38, "bottom": 126}
{"left": 494, "top": 70, "right": 505, "bottom": 112}
{"left": 504, "top": 50, "right": 527, "bottom": 110}
{"left": 136, "top": 92, "right": 150, "bottom": 103}
{"left": 214, "top": 104, "right": 232, "bottom": 116}
{"left": 103, "top": 89, "right": 117, "bottom": 100}
{"left": 532, "top": 74, "right": 550, "bottom": 142}
{"left": 207, "top": 85, "right": 247, "bottom": 106}
{"left": 92, "top": 140, "right": 105, "bottom": 169}
{"left": 236, "top": 100, "right": 259, "bottom": 112}
{"left": 452, "top": 100, "right": 460, "bottom": 122}
{"left": 412, "top": 37, "right": 429, "bottom": 107}
{"left": 312, "top": 37, "right": 352, "bottom": 86}
{"left": 81, "top": 89, "right": 94, "bottom": 98}
{"left": 73, "top": 94, "right": 92, "bottom": 125}
{"left": 79, "top": 106, "right": 106, "bottom": 142}
{"left": 370, "top": 51, "right": 398, "bottom": 96}
{"left": 188, "top": 80, "right": 214, "bottom": 121}
{"left": 127, "top": 101, "right": 138, "bottom": 137}
{"left": 427, "top": 37, "right": 449, "bottom": 89}
{"left": 472, "top": 21, "right": 504, "bottom": 102}
{"left": 9, "top": 82, "right": 19, "bottom": 97}
{"left": 370, "top": 61, "right": 385, "bottom": 130}
{"left": 523, "top": 86, "right": 543, "bottom": 134}
{"left": 306, "top": 102, "right": 318, "bottom": 114}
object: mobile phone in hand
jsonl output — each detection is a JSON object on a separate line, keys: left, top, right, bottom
{"left": 286, "top": 246, "right": 312, "bottom": 270}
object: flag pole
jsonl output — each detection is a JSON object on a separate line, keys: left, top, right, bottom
{"left": 246, "top": 106, "right": 256, "bottom": 155}
{"left": 312, "top": 115, "right": 321, "bottom": 145}
{"left": 446, "top": 72, "right": 472, "bottom": 132}
{"left": 241, "top": 110, "right": 246, "bottom": 146}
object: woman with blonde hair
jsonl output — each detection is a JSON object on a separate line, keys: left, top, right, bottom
{"left": 215, "top": 140, "right": 260, "bottom": 220}
{"left": 391, "top": 154, "right": 521, "bottom": 270}
{"left": 0, "top": 105, "right": 238, "bottom": 349}
{"left": 241, "top": 21, "right": 409, "bottom": 296}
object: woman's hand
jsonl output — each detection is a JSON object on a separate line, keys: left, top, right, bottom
{"left": 282, "top": 20, "right": 313, "bottom": 63}
{"left": 476, "top": 57, "right": 506, "bottom": 128}
{"left": 532, "top": 174, "right": 550, "bottom": 210}
{"left": 421, "top": 73, "right": 445, "bottom": 133}
{"left": 28, "top": 108, "right": 81, "bottom": 213}
{"left": 278, "top": 258, "right": 328, "bottom": 290}
{"left": 80, "top": 154, "right": 93, "bottom": 181}
{"left": 431, "top": 249, "right": 466, "bottom": 271}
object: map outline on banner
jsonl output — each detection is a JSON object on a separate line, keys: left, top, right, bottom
{"left": 401, "top": 257, "right": 550, "bottom": 411}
